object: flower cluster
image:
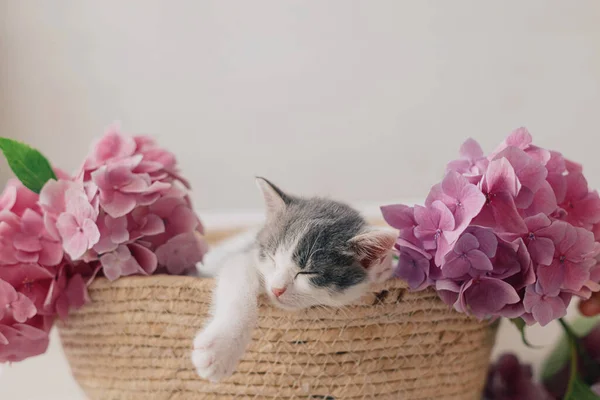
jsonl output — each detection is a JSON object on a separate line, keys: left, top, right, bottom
{"left": 0, "top": 128, "right": 207, "bottom": 362}
{"left": 382, "top": 128, "right": 600, "bottom": 326}
{"left": 483, "top": 353, "right": 552, "bottom": 400}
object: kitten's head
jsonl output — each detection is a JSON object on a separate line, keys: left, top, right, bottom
{"left": 255, "top": 178, "right": 396, "bottom": 310}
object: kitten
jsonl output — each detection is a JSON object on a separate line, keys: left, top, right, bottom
{"left": 191, "top": 178, "right": 396, "bottom": 382}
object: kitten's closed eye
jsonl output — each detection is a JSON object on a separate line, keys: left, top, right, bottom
{"left": 294, "top": 270, "right": 319, "bottom": 279}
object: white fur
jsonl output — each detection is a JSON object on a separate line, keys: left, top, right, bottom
{"left": 191, "top": 228, "right": 393, "bottom": 382}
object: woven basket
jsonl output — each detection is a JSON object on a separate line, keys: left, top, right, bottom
{"left": 58, "top": 229, "right": 497, "bottom": 400}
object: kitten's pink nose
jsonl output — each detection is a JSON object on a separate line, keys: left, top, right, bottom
{"left": 271, "top": 287, "right": 287, "bottom": 298}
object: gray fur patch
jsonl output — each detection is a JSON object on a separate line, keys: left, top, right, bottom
{"left": 257, "top": 195, "right": 369, "bottom": 291}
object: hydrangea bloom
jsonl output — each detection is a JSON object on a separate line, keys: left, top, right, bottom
{"left": 0, "top": 180, "right": 88, "bottom": 363}
{"left": 41, "top": 127, "right": 208, "bottom": 280}
{"left": 382, "top": 128, "right": 600, "bottom": 326}
{"left": 1, "top": 126, "right": 207, "bottom": 363}
{"left": 484, "top": 353, "right": 553, "bottom": 400}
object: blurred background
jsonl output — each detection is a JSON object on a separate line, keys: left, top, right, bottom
{"left": 1, "top": 1, "right": 599, "bottom": 399}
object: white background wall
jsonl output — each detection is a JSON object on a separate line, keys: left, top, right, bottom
{"left": 2, "top": 1, "right": 600, "bottom": 211}
{"left": 1, "top": 1, "right": 600, "bottom": 399}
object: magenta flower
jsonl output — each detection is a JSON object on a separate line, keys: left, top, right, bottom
{"left": 537, "top": 222, "right": 596, "bottom": 294}
{"left": 413, "top": 200, "right": 456, "bottom": 265}
{"left": 559, "top": 172, "right": 600, "bottom": 230}
{"left": 485, "top": 353, "right": 554, "bottom": 400}
{"left": 457, "top": 277, "right": 521, "bottom": 319}
{"left": 523, "top": 285, "right": 568, "bottom": 326}
{"left": 426, "top": 170, "right": 485, "bottom": 234}
{"left": 380, "top": 204, "right": 432, "bottom": 263}
{"left": 492, "top": 146, "right": 549, "bottom": 212}
{"left": 546, "top": 151, "right": 568, "bottom": 204}
{"left": 523, "top": 214, "right": 564, "bottom": 266}
{"left": 442, "top": 233, "right": 493, "bottom": 279}
{"left": 474, "top": 157, "right": 528, "bottom": 234}
{"left": 490, "top": 127, "right": 551, "bottom": 166}
{"left": 381, "top": 204, "right": 417, "bottom": 242}
{"left": 383, "top": 127, "right": 600, "bottom": 326}
{"left": 395, "top": 246, "right": 432, "bottom": 290}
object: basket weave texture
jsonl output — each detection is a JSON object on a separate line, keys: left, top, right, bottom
{"left": 59, "top": 275, "right": 496, "bottom": 400}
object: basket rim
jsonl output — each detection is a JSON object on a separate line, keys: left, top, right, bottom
{"left": 87, "top": 274, "right": 414, "bottom": 307}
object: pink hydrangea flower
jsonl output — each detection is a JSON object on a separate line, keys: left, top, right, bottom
{"left": 523, "top": 285, "right": 569, "bottom": 326}
{"left": 425, "top": 171, "right": 485, "bottom": 234}
{"left": 82, "top": 126, "right": 137, "bottom": 173}
{"left": 1, "top": 126, "right": 207, "bottom": 364}
{"left": 558, "top": 172, "right": 600, "bottom": 230}
{"left": 56, "top": 191, "right": 100, "bottom": 260}
{"left": 91, "top": 155, "right": 171, "bottom": 218}
{"left": 0, "top": 280, "right": 36, "bottom": 323}
{"left": 457, "top": 277, "right": 521, "bottom": 319}
{"left": 446, "top": 138, "right": 489, "bottom": 183}
{"left": 413, "top": 200, "right": 457, "bottom": 267}
{"left": 0, "top": 321, "right": 50, "bottom": 362}
{"left": 475, "top": 157, "right": 528, "bottom": 234}
{"left": 395, "top": 246, "right": 432, "bottom": 290}
{"left": 100, "top": 243, "right": 157, "bottom": 281}
{"left": 383, "top": 129, "right": 600, "bottom": 325}
{"left": 442, "top": 232, "right": 493, "bottom": 279}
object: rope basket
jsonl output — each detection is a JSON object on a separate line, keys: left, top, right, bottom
{"left": 58, "top": 230, "right": 498, "bottom": 400}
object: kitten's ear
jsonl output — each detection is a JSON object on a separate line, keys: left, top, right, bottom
{"left": 349, "top": 227, "right": 397, "bottom": 270}
{"left": 255, "top": 177, "right": 292, "bottom": 218}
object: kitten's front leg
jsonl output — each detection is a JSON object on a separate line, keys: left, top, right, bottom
{"left": 192, "top": 252, "right": 260, "bottom": 382}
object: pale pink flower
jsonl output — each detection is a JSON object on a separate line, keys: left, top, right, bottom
{"left": 0, "top": 179, "right": 40, "bottom": 217}
{"left": 91, "top": 156, "right": 171, "bottom": 218}
{"left": 446, "top": 138, "right": 489, "bottom": 183}
{"left": 83, "top": 126, "right": 136, "bottom": 172}
{"left": 56, "top": 190, "right": 100, "bottom": 260}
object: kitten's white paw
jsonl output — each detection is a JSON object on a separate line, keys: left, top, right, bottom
{"left": 192, "top": 322, "right": 249, "bottom": 382}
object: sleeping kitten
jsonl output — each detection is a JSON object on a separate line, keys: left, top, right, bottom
{"left": 191, "top": 178, "right": 396, "bottom": 382}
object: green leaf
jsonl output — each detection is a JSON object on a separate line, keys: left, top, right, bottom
{"left": 566, "top": 376, "right": 600, "bottom": 400}
{"left": 510, "top": 317, "right": 542, "bottom": 349}
{"left": 542, "top": 316, "right": 600, "bottom": 381}
{"left": 0, "top": 137, "right": 56, "bottom": 193}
